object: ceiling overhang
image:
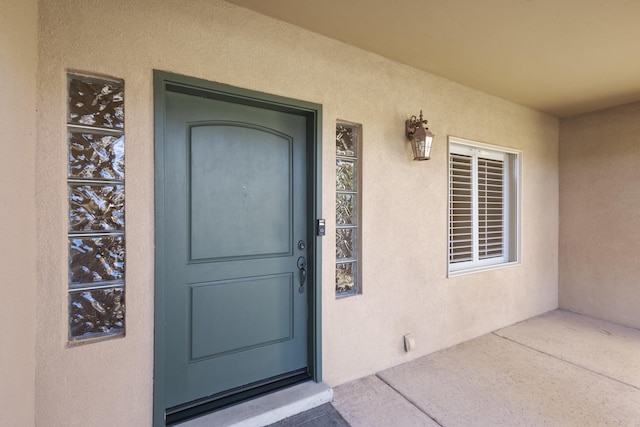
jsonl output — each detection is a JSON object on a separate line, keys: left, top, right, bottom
{"left": 225, "top": 0, "right": 640, "bottom": 117}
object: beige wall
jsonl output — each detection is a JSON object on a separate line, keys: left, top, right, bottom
{"left": 33, "top": 0, "right": 558, "bottom": 425}
{"left": 0, "top": 0, "right": 38, "bottom": 425}
{"left": 559, "top": 102, "right": 640, "bottom": 329}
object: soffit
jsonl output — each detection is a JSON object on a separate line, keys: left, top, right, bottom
{"left": 225, "top": 0, "right": 640, "bottom": 118}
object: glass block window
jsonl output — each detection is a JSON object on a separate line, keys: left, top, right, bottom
{"left": 67, "top": 74, "right": 125, "bottom": 340}
{"left": 336, "top": 123, "right": 361, "bottom": 297}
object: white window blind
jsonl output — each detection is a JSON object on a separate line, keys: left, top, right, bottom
{"left": 478, "top": 156, "right": 504, "bottom": 261}
{"left": 449, "top": 153, "right": 473, "bottom": 264}
{"left": 449, "top": 139, "right": 518, "bottom": 273}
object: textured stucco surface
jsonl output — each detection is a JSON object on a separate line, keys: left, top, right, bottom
{"left": 33, "top": 0, "right": 558, "bottom": 425}
{"left": 559, "top": 102, "right": 640, "bottom": 328}
{"left": 0, "top": 0, "right": 38, "bottom": 426}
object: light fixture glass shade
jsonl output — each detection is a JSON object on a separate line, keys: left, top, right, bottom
{"left": 410, "top": 128, "right": 434, "bottom": 160}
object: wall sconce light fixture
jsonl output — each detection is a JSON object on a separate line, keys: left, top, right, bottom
{"left": 405, "top": 110, "right": 434, "bottom": 160}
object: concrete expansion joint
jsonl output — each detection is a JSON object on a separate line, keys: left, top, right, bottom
{"left": 491, "top": 332, "right": 640, "bottom": 392}
{"left": 374, "top": 373, "right": 445, "bottom": 427}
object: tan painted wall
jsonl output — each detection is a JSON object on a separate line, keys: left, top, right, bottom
{"left": 559, "top": 102, "right": 640, "bottom": 329}
{"left": 0, "top": 0, "right": 38, "bottom": 425}
{"left": 34, "top": 0, "right": 558, "bottom": 425}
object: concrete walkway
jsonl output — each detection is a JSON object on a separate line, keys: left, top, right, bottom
{"left": 332, "top": 310, "right": 640, "bottom": 426}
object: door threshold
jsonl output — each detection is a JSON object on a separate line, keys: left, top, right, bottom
{"left": 175, "top": 381, "right": 332, "bottom": 427}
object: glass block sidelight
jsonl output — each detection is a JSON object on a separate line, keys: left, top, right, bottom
{"left": 68, "top": 76, "right": 124, "bottom": 129}
{"left": 336, "top": 122, "right": 361, "bottom": 297}
{"left": 68, "top": 183, "right": 125, "bottom": 232}
{"left": 69, "top": 236, "right": 125, "bottom": 286}
{"left": 336, "top": 262, "right": 356, "bottom": 294}
{"left": 68, "top": 131, "right": 124, "bottom": 180}
{"left": 69, "top": 287, "right": 125, "bottom": 339}
{"left": 336, "top": 193, "right": 357, "bottom": 226}
{"left": 67, "top": 73, "right": 125, "bottom": 341}
{"left": 336, "top": 124, "right": 357, "bottom": 157}
{"left": 336, "top": 228, "right": 356, "bottom": 260}
{"left": 336, "top": 159, "right": 356, "bottom": 192}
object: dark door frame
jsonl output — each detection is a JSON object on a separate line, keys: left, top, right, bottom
{"left": 152, "top": 70, "right": 323, "bottom": 426}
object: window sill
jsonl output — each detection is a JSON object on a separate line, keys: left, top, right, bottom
{"left": 447, "top": 260, "right": 521, "bottom": 278}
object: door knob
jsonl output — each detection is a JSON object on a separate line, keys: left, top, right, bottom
{"left": 297, "top": 256, "right": 306, "bottom": 293}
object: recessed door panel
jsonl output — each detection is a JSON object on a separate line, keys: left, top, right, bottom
{"left": 190, "top": 124, "right": 292, "bottom": 261}
{"left": 190, "top": 274, "right": 293, "bottom": 361}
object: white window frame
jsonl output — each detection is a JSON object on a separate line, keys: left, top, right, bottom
{"left": 448, "top": 136, "right": 521, "bottom": 276}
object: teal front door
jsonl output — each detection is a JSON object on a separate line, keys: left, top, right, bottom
{"left": 157, "top": 79, "right": 314, "bottom": 419}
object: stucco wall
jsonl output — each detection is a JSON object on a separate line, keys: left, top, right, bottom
{"left": 35, "top": 0, "right": 559, "bottom": 425}
{"left": 559, "top": 102, "right": 640, "bottom": 329}
{"left": 0, "top": 0, "right": 38, "bottom": 425}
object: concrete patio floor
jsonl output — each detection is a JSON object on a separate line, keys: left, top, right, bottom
{"left": 332, "top": 310, "right": 640, "bottom": 426}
